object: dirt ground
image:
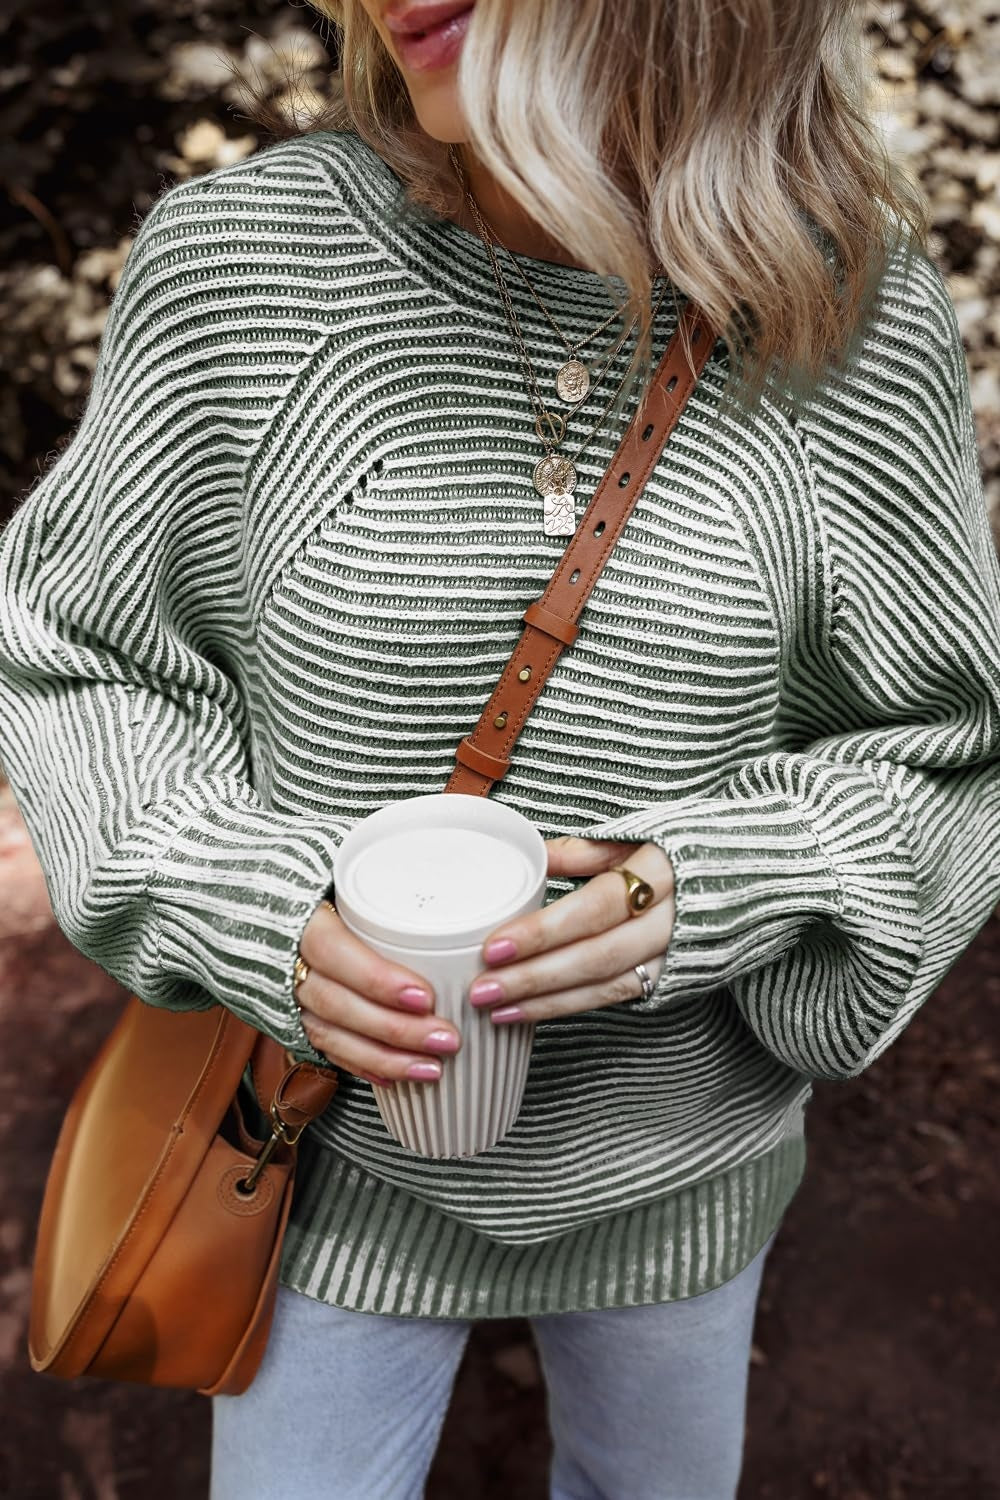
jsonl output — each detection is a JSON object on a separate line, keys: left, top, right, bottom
{"left": 2, "top": 780, "right": 999, "bottom": 1500}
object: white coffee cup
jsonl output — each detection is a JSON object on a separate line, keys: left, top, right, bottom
{"left": 331, "top": 793, "right": 548, "bottom": 1157}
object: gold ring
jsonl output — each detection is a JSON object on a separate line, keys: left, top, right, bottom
{"left": 321, "top": 897, "right": 336, "bottom": 915}
{"left": 293, "top": 954, "right": 310, "bottom": 992}
{"left": 613, "top": 864, "right": 655, "bottom": 917}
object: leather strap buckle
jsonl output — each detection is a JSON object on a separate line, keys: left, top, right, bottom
{"left": 455, "top": 736, "right": 511, "bottom": 779}
{"left": 522, "top": 601, "right": 579, "bottom": 646}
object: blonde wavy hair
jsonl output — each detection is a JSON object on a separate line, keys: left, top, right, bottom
{"left": 234, "top": 0, "right": 932, "bottom": 420}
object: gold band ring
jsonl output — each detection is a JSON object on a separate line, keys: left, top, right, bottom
{"left": 293, "top": 896, "right": 334, "bottom": 1002}
{"left": 613, "top": 864, "right": 655, "bottom": 917}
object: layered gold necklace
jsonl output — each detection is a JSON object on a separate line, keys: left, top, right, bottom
{"left": 448, "top": 146, "right": 668, "bottom": 536}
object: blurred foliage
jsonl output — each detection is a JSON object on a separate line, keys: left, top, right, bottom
{"left": 0, "top": 0, "right": 997, "bottom": 530}
{"left": 0, "top": 0, "right": 313, "bottom": 509}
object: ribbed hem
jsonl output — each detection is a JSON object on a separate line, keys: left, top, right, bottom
{"left": 277, "top": 1129, "right": 807, "bottom": 1319}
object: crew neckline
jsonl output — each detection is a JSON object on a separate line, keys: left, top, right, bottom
{"left": 307, "top": 128, "right": 676, "bottom": 340}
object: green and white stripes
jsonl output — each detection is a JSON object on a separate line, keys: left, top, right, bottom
{"left": 280, "top": 1129, "right": 806, "bottom": 1318}
{"left": 1, "top": 127, "right": 998, "bottom": 1319}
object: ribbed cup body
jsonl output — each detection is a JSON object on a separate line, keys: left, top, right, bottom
{"left": 369, "top": 941, "right": 535, "bottom": 1158}
{"left": 330, "top": 793, "right": 548, "bottom": 1157}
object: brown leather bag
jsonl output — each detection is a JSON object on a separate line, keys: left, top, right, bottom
{"left": 27, "top": 300, "right": 716, "bottom": 1395}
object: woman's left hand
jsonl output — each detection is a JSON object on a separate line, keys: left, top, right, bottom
{"left": 467, "top": 837, "right": 675, "bottom": 1023}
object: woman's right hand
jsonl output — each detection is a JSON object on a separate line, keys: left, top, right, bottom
{"left": 294, "top": 899, "right": 462, "bottom": 1087}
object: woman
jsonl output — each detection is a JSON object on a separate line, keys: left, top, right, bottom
{"left": 2, "top": 0, "right": 999, "bottom": 1496}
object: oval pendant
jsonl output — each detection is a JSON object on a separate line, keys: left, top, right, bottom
{"left": 533, "top": 454, "right": 578, "bottom": 497}
{"left": 556, "top": 358, "right": 590, "bottom": 404}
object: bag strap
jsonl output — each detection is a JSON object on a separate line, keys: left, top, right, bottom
{"left": 251, "top": 298, "right": 716, "bottom": 1115}
{"left": 446, "top": 297, "right": 716, "bottom": 796}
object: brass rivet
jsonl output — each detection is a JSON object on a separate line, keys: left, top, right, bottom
{"left": 518, "top": 666, "right": 532, "bottom": 682}
{"left": 494, "top": 711, "right": 508, "bottom": 729}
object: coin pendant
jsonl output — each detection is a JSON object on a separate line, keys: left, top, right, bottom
{"left": 543, "top": 490, "right": 577, "bottom": 536}
{"left": 532, "top": 454, "right": 578, "bottom": 497}
{"left": 556, "top": 358, "right": 590, "bottom": 403}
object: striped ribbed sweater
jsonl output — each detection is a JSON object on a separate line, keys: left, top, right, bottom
{"left": 2, "top": 127, "right": 999, "bottom": 1320}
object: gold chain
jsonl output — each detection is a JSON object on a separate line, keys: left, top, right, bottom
{"left": 479, "top": 209, "right": 631, "bottom": 366}
{"left": 447, "top": 146, "right": 669, "bottom": 535}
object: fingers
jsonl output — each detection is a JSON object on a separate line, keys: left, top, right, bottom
{"left": 291, "top": 840, "right": 674, "bottom": 1078}
{"left": 544, "top": 834, "right": 640, "bottom": 879}
{"left": 296, "top": 901, "right": 461, "bottom": 1084}
{"left": 300, "top": 900, "right": 437, "bottom": 1014}
{"left": 297, "top": 970, "right": 461, "bottom": 1074}
{"left": 297, "top": 1002, "right": 454, "bottom": 1084}
{"left": 481, "top": 840, "right": 674, "bottom": 967}
{"left": 468, "top": 898, "right": 672, "bottom": 1020}
{"left": 479, "top": 960, "right": 665, "bottom": 1025}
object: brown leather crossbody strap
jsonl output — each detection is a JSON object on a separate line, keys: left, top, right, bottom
{"left": 253, "top": 298, "right": 716, "bottom": 1114}
{"left": 445, "top": 297, "right": 717, "bottom": 798}
{"left": 250, "top": 1044, "right": 340, "bottom": 1124}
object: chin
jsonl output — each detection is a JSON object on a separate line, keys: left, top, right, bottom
{"left": 409, "top": 86, "right": 469, "bottom": 145}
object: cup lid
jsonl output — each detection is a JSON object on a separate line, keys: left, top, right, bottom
{"left": 331, "top": 794, "right": 547, "bottom": 950}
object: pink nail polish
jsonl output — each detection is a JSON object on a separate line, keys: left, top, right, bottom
{"left": 490, "top": 1006, "right": 525, "bottom": 1024}
{"left": 397, "top": 985, "right": 431, "bottom": 1013}
{"left": 484, "top": 938, "right": 517, "bottom": 964}
{"left": 406, "top": 1060, "right": 443, "bottom": 1081}
{"left": 469, "top": 980, "right": 504, "bottom": 1006}
{"left": 424, "top": 1030, "right": 459, "bottom": 1053}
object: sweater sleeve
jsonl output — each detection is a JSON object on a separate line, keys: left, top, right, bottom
{"left": 573, "top": 242, "right": 1000, "bottom": 1081}
{"left": 0, "top": 178, "right": 352, "bottom": 1066}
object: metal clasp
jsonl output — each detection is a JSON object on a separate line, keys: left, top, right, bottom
{"left": 236, "top": 1098, "right": 307, "bottom": 1197}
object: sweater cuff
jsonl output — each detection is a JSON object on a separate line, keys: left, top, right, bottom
{"left": 574, "top": 785, "right": 845, "bottom": 1013}
{"left": 574, "top": 751, "right": 927, "bottom": 1052}
{"left": 144, "top": 783, "right": 352, "bottom": 1064}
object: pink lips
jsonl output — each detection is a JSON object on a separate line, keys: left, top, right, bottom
{"left": 384, "top": 1, "right": 475, "bottom": 71}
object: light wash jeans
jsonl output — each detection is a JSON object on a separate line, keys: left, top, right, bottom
{"left": 210, "top": 1227, "right": 779, "bottom": 1500}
